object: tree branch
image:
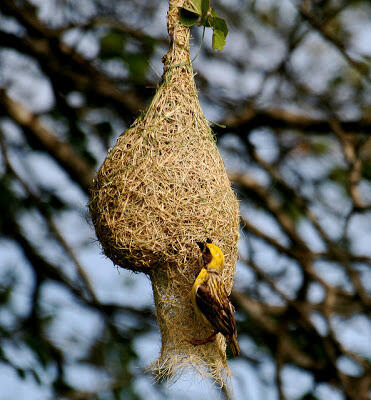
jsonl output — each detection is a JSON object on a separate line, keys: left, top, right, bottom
{"left": 214, "top": 104, "right": 371, "bottom": 137}
{"left": 298, "top": 2, "right": 371, "bottom": 82}
{"left": 0, "top": 92, "right": 93, "bottom": 193}
{"left": 0, "top": 28, "right": 145, "bottom": 117}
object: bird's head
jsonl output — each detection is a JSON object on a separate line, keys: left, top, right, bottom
{"left": 197, "top": 241, "right": 225, "bottom": 271}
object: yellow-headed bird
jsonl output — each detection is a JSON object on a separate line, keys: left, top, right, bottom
{"left": 190, "top": 241, "right": 240, "bottom": 357}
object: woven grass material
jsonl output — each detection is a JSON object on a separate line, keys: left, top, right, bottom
{"left": 89, "top": 0, "right": 239, "bottom": 384}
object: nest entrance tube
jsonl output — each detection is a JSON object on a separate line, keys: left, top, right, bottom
{"left": 89, "top": 0, "right": 239, "bottom": 384}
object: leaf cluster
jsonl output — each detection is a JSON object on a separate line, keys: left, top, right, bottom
{"left": 179, "top": 0, "right": 228, "bottom": 50}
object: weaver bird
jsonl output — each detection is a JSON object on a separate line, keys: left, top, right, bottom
{"left": 189, "top": 241, "right": 240, "bottom": 357}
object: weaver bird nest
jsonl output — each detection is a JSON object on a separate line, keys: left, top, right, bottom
{"left": 89, "top": 0, "right": 239, "bottom": 384}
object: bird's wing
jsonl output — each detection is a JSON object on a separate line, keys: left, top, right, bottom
{"left": 196, "top": 274, "right": 236, "bottom": 337}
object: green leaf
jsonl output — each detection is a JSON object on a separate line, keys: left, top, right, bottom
{"left": 212, "top": 28, "right": 227, "bottom": 50}
{"left": 204, "top": 15, "right": 212, "bottom": 27}
{"left": 208, "top": 15, "right": 228, "bottom": 50}
{"left": 179, "top": 8, "right": 200, "bottom": 26}
{"left": 180, "top": 3, "right": 229, "bottom": 51}
{"left": 212, "top": 16, "right": 228, "bottom": 37}
{"left": 201, "top": 0, "right": 210, "bottom": 16}
{"left": 183, "top": 0, "right": 202, "bottom": 15}
{"left": 204, "top": 8, "right": 218, "bottom": 27}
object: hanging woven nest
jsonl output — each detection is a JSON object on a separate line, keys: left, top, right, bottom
{"left": 89, "top": 0, "right": 239, "bottom": 384}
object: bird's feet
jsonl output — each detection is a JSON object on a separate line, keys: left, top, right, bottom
{"left": 188, "top": 332, "right": 217, "bottom": 346}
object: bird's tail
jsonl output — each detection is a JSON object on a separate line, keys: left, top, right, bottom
{"left": 229, "top": 335, "right": 240, "bottom": 357}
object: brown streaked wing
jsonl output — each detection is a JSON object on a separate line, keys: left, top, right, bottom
{"left": 196, "top": 273, "right": 236, "bottom": 337}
